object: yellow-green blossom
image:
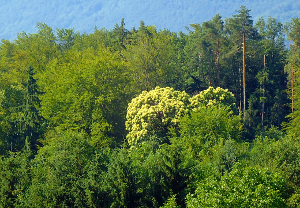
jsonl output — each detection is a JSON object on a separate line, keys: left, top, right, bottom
{"left": 126, "top": 86, "right": 190, "bottom": 145}
{"left": 126, "top": 86, "right": 237, "bottom": 146}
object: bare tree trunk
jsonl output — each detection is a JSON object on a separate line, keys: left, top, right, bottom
{"left": 291, "top": 44, "right": 298, "bottom": 114}
{"left": 292, "top": 65, "right": 294, "bottom": 113}
{"left": 209, "top": 55, "right": 213, "bottom": 86}
{"left": 262, "top": 55, "right": 266, "bottom": 128}
{"left": 198, "top": 52, "right": 202, "bottom": 78}
{"left": 239, "top": 67, "right": 242, "bottom": 115}
{"left": 243, "top": 33, "right": 246, "bottom": 119}
{"left": 216, "top": 38, "right": 220, "bottom": 86}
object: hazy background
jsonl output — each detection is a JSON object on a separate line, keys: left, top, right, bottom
{"left": 1, "top": 0, "right": 300, "bottom": 40}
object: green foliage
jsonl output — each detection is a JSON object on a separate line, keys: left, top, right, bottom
{"left": 103, "top": 139, "right": 178, "bottom": 207}
{"left": 26, "top": 130, "right": 96, "bottom": 207}
{"left": 285, "top": 18, "right": 300, "bottom": 136}
{"left": 0, "top": 9, "right": 298, "bottom": 207}
{"left": 286, "top": 18, "right": 300, "bottom": 47}
{"left": 56, "top": 28, "right": 79, "bottom": 52}
{"left": 124, "top": 26, "right": 179, "bottom": 91}
{"left": 250, "top": 136, "right": 300, "bottom": 203}
{"left": 174, "top": 107, "right": 247, "bottom": 190}
{"left": 227, "top": 5, "right": 255, "bottom": 37}
{"left": 180, "top": 105, "right": 242, "bottom": 144}
{"left": 0, "top": 150, "right": 31, "bottom": 208}
{"left": 104, "top": 148, "right": 136, "bottom": 207}
{"left": 259, "top": 125, "right": 285, "bottom": 141}
{"left": 0, "top": 67, "right": 44, "bottom": 152}
{"left": 247, "top": 17, "right": 288, "bottom": 132}
{"left": 160, "top": 195, "right": 180, "bottom": 208}
{"left": 184, "top": 14, "right": 226, "bottom": 91}
{"left": 39, "top": 45, "right": 131, "bottom": 145}
{"left": 0, "top": 90, "right": 6, "bottom": 153}
{"left": 186, "top": 163, "right": 287, "bottom": 208}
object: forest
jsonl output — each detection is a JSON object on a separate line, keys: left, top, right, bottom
{"left": 0, "top": 5, "right": 300, "bottom": 207}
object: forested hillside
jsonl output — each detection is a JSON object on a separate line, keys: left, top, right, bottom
{"left": 1, "top": 0, "right": 300, "bottom": 40}
{"left": 1, "top": 6, "right": 300, "bottom": 207}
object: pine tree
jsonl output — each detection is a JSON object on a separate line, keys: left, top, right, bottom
{"left": 226, "top": 5, "right": 257, "bottom": 118}
{"left": 285, "top": 18, "right": 300, "bottom": 136}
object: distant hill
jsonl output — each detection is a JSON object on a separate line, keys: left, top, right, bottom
{"left": 1, "top": 0, "right": 300, "bottom": 40}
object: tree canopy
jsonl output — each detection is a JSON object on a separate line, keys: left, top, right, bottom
{"left": 0, "top": 5, "right": 300, "bottom": 207}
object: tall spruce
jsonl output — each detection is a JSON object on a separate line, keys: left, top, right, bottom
{"left": 10, "top": 67, "right": 44, "bottom": 151}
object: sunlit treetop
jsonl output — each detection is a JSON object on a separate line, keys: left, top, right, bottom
{"left": 189, "top": 86, "right": 238, "bottom": 113}
{"left": 126, "top": 87, "right": 190, "bottom": 145}
{"left": 126, "top": 86, "right": 238, "bottom": 145}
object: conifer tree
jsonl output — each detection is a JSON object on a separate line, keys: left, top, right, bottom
{"left": 226, "top": 5, "right": 257, "bottom": 118}
{"left": 6, "top": 67, "right": 44, "bottom": 151}
{"left": 285, "top": 18, "right": 300, "bottom": 136}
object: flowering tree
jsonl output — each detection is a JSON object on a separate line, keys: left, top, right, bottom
{"left": 126, "top": 87, "right": 190, "bottom": 145}
{"left": 126, "top": 86, "right": 238, "bottom": 145}
{"left": 189, "top": 86, "right": 238, "bottom": 114}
